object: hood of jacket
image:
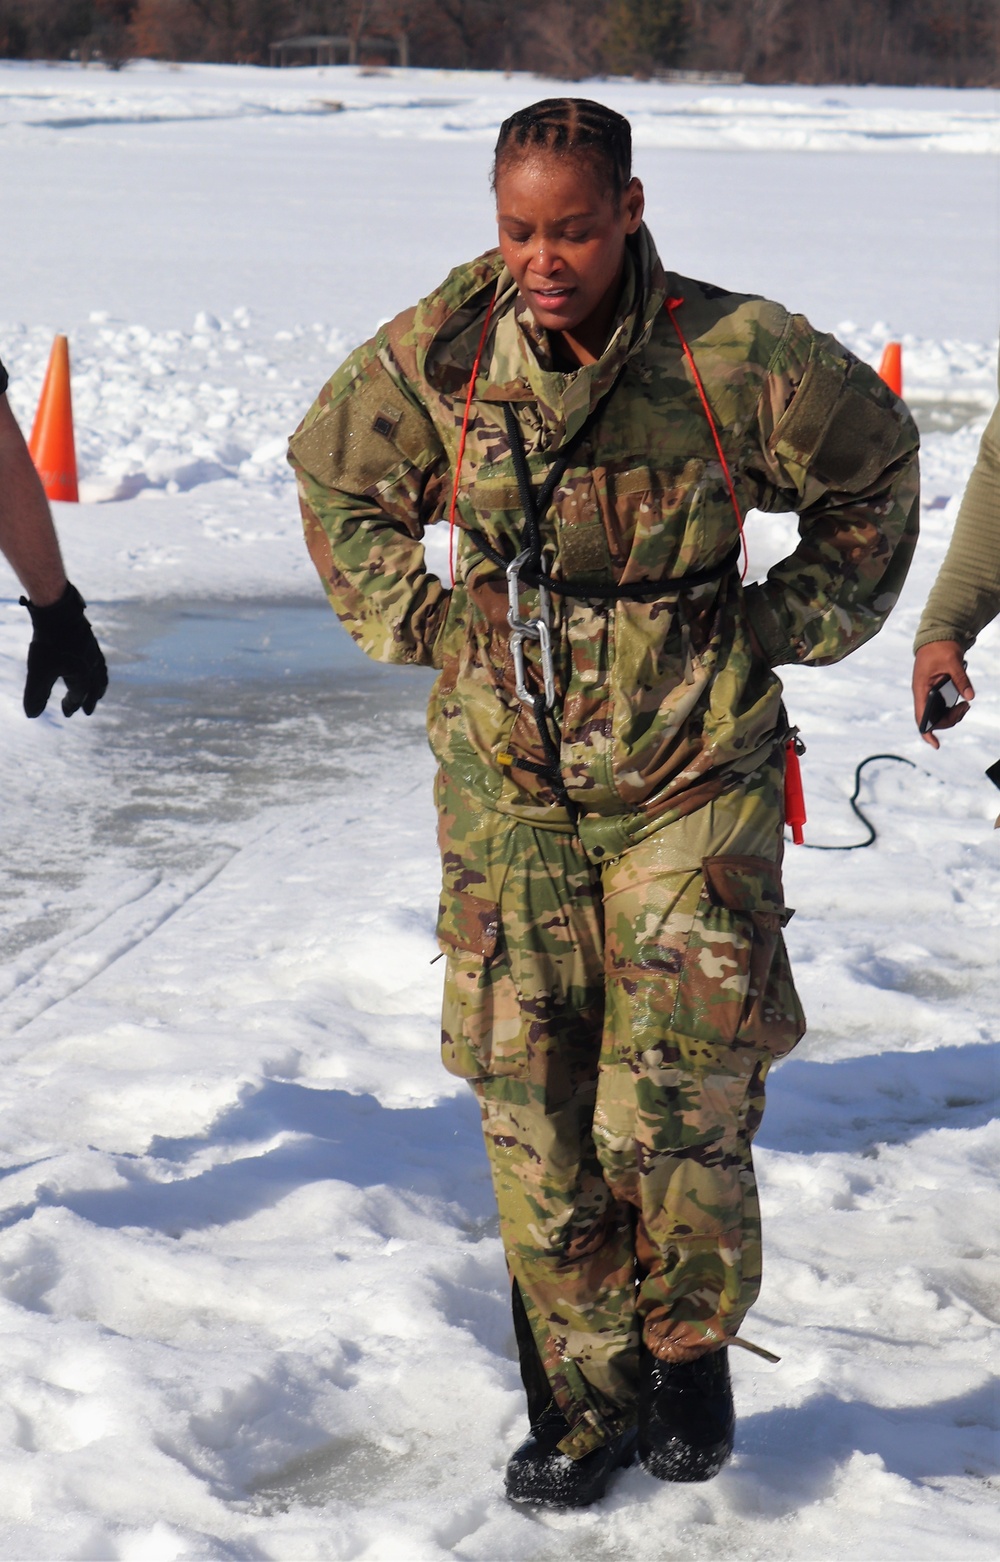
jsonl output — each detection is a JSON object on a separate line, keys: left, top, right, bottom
{"left": 415, "top": 223, "right": 670, "bottom": 446}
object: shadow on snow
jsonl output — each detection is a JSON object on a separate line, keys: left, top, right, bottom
{"left": 733, "top": 1379, "right": 999, "bottom": 1491}
{"left": 760, "top": 1040, "right": 999, "bottom": 1155}
{"left": 48, "top": 1081, "right": 493, "bottom": 1238}
{"left": 8, "top": 1042, "right": 996, "bottom": 1237}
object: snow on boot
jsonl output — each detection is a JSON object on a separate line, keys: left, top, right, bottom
{"left": 504, "top": 1402, "right": 638, "bottom": 1508}
{"left": 638, "top": 1346, "right": 735, "bottom": 1482}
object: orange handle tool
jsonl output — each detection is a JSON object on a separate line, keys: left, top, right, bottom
{"left": 784, "top": 739, "right": 806, "bottom": 845}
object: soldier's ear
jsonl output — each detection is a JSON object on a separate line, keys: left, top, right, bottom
{"left": 622, "top": 178, "right": 644, "bottom": 234}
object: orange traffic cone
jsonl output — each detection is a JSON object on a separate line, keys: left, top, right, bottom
{"left": 29, "top": 334, "right": 79, "bottom": 502}
{"left": 877, "top": 341, "right": 903, "bottom": 398}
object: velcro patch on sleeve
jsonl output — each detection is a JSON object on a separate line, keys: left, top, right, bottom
{"left": 289, "top": 369, "right": 437, "bottom": 494}
{"left": 772, "top": 353, "right": 903, "bottom": 493}
{"left": 812, "top": 378, "right": 902, "bottom": 491}
{"left": 770, "top": 357, "right": 845, "bottom": 469}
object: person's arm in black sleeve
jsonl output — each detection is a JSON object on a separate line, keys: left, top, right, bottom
{"left": 0, "top": 388, "right": 108, "bottom": 717}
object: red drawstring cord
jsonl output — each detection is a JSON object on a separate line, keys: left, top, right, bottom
{"left": 665, "top": 296, "right": 748, "bottom": 582}
{"left": 449, "top": 294, "right": 745, "bottom": 587}
{"left": 447, "top": 298, "right": 495, "bottom": 588}
{"left": 446, "top": 290, "right": 799, "bottom": 829}
{"left": 666, "top": 296, "right": 806, "bottom": 833}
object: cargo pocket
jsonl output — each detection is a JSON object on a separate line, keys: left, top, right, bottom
{"left": 670, "top": 854, "right": 806, "bottom": 1059}
{"left": 437, "top": 888, "right": 524, "bottom": 1081}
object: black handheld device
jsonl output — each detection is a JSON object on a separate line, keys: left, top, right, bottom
{"left": 919, "top": 676, "right": 963, "bottom": 735}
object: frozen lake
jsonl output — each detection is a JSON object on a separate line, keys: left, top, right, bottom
{"left": 0, "top": 61, "right": 997, "bottom": 1562}
{"left": 2, "top": 597, "right": 433, "bottom": 961}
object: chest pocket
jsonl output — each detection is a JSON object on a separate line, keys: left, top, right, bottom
{"left": 599, "top": 458, "right": 733, "bottom": 579}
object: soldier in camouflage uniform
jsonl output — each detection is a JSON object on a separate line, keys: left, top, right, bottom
{"left": 289, "top": 99, "right": 919, "bottom": 1503}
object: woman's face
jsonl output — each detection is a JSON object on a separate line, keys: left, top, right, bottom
{"left": 495, "top": 152, "right": 644, "bottom": 348}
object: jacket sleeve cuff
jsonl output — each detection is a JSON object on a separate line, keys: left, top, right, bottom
{"left": 912, "top": 623, "right": 976, "bottom": 655}
{"left": 743, "top": 583, "right": 799, "bottom": 667}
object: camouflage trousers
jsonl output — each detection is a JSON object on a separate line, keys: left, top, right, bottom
{"left": 435, "top": 751, "right": 805, "bottom": 1459}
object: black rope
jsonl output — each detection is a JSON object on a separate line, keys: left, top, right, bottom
{"left": 797, "top": 752, "right": 918, "bottom": 851}
{"left": 502, "top": 393, "right": 612, "bottom": 559}
{"left": 504, "top": 400, "right": 545, "bottom": 561}
{"left": 479, "top": 400, "right": 739, "bottom": 598}
{"left": 485, "top": 384, "right": 739, "bottom": 815}
{"left": 496, "top": 390, "right": 629, "bottom": 816}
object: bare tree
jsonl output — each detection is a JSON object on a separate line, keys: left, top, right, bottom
{"left": 3, "top": 0, "right": 997, "bottom": 84}
{"left": 514, "top": 0, "right": 610, "bottom": 79}
{"left": 606, "top": 0, "right": 688, "bottom": 75}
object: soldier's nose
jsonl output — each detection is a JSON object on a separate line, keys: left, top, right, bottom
{"left": 532, "top": 244, "right": 562, "bottom": 276}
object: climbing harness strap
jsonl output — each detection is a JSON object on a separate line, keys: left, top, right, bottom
{"left": 496, "top": 389, "right": 627, "bottom": 708}
{"left": 496, "top": 391, "right": 625, "bottom": 806}
{"left": 448, "top": 290, "right": 748, "bottom": 801}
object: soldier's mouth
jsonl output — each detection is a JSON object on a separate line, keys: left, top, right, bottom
{"left": 528, "top": 286, "right": 576, "bottom": 312}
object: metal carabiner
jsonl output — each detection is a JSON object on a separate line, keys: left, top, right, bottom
{"left": 506, "top": 552, "right": 556, "bottom": 708}
{"left": 510, "top": 619, "right": 556, "bottom": 709}
{"left": 506, "top": 550, "right": 531, "bottom": 630}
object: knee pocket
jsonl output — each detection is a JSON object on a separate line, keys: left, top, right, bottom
{"left": 596, "top": 1038, "right": 759, "bottom": 1156}
{"left": 436, "top": 856, "right": 604, "bottom": 1098}
{"left": 437, "top": 889, "right": 523, "bottom": 1081}
{"left": 604, "top": 853, "right": 805, "bottom": 1066}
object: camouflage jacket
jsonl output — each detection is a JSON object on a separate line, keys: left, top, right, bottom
{"left": 289, "top": 227, "right": 919, "bottom": 857}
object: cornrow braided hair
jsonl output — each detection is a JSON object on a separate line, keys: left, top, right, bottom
{"left": 492, "top": 98, "right": 633, "bottom": 202}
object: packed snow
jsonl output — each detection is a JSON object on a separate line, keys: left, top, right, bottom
{"left": 0, "top": 61, "right": 997, "bottom": 1560}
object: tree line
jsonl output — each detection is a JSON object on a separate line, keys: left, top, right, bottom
{"left": 0, "top": 1, "right": 996, "bottom": 86}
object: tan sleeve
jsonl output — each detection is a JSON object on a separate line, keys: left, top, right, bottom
{"left": 914, "top": 392, "right": 1000, "bottom": 651}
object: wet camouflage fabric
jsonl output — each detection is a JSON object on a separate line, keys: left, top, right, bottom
{"left": 289, "top": 226, "right": 914, "bottom": 1458}
{"left": 289, "top": 224, "right": 919, "bottom": 854}
{"left": 436, "top": 749, "right": 803, "bottom": 1459}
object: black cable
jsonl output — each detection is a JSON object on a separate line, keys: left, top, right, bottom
{"left": 796, "top": 752, "right": 918, "bottom": 851}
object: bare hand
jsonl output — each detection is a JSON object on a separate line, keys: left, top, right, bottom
{"left": 912, "top": 640, "right": 974, "bottom": 749}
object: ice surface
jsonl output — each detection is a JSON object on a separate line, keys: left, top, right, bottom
{"left": 0, "top": 60, "right": 997, "bottom": 1561}
{"left": 2, "top": 63, "right": 999, "bottom": 342}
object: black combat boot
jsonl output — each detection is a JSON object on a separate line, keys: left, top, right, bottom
{"left": 504, "top": 1402, "right": 638, "bottom": 1508}
{"left": 638, "top": 1346, "right": 735, "bottom": 1482}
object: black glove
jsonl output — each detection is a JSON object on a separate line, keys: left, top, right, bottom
{"left": 20, "top": 582, "right": 109, "bottom": 718}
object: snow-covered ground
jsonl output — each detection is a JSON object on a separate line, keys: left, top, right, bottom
{"left": 0, "top": 61, "right": 997, "bottom": 1560}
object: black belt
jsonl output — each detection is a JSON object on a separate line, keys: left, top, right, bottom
{"left": 468, "top": 531, "right": 741, "bottom": 601}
